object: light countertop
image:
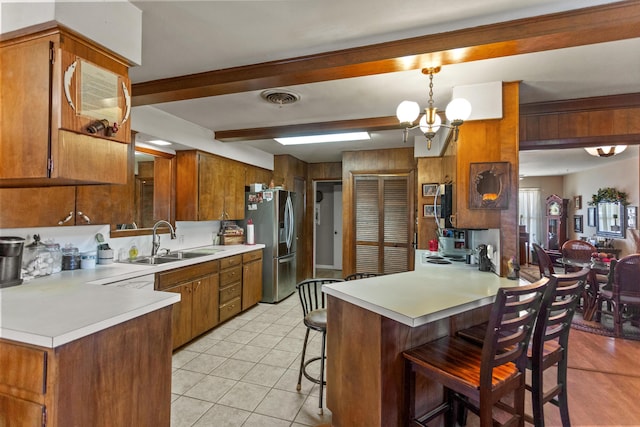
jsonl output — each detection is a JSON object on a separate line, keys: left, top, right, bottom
{"left": 0, "top": 244, "right": 264, "bottom": 348}
{"left": 322, "top": 263, "right": 526, "bottom": 327}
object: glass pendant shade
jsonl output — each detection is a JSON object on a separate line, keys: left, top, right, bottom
{"left": 584, "top": 145, "right": 627, "bottom": 157}
{"left": 445, "top": 98, "right": 472, "bottom": 122}
{"left": 396, "top": 100, "right": 420, "bottom": 124}
{"left": 419, "top": 113, "right": 441, "bottom": 133}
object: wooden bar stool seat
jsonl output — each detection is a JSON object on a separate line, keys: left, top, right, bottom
{"left": 403, "top": 277, "right": 553, "bottom": 427}
{"left": 457, "top": 268, "right": 588, "bottom": 426}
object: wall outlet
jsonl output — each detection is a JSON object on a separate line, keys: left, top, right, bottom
{"left": 178, "top": 234, "right": 185, "bottom": 245}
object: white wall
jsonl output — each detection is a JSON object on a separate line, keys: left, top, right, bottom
{"left": 132, "top": 106, "right": 273, "bottom": 170}
{"left": 563, "top": 146, "right": 639, "bottom": 256}
{"left": 0, "top": 1, "right": 142, "bottom": 65}
{"left": 1, "top": 221, "right": 223, "bottom": 263}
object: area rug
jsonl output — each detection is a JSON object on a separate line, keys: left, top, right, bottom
{"left": 518, "top": 264, "right": 540, "bottom": 283}
{"left": 570, "top": 311, "right": 640, "bottom": 341}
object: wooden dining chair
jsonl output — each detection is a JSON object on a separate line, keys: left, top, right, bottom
{"left": 295, "top": 278, "right": 344, "bottom": 414}
{"left": 561, "top": 239, "right": 608, "bottom": 312}
{"left": 533, "top": 243, "right": 556, "bottom": 278}
{"left": 594, "top": 254, "right": 640, "bottom": 337}
{"left": 403, "top": 277, "right": 553, "bottom": 427}
{"left": 456, "top": 269, "right": 587, "bottom": 426}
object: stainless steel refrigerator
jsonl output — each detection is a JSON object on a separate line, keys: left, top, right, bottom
{"left": 243, "top": 190, "right": 296, "bottom": 303}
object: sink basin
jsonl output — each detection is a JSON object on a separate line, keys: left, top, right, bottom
{"left": 129, "top": 256, "right": 179, "bottom": 265}
{"left": 159, "top": 249, "right": 220, "bottom": 260}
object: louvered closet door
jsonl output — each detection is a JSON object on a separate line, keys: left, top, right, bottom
{"left": 354, "top": 175, "right": 412, "bottom": 274}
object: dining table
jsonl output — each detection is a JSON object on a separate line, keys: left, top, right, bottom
{"left": 562, "top": 257, "right": 611, "bottom": 321}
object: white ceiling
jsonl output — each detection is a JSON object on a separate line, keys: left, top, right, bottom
{"left": 128, "top": 0, "right": 640, "bottom": 176}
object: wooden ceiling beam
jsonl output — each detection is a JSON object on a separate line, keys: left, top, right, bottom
{"left": 215, "top": 116, "right": 399, "bottom": 142}
{"left": 132, "top": 1, "right": 640, "bottom": 106}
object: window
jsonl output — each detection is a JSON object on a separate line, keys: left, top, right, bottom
{"left": 519, "top": 188, "right": 542, "bottom": 246}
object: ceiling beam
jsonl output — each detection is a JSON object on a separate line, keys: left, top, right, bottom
{"left": 215, "top": 116, "right": 399, "bottom": 142}
{"left": 132, "top": 1, "right": 640, "bottom": 106}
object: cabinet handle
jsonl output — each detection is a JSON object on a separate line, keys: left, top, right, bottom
{"left": 58, "top": 211, "right": 74, "bottom": 225}
{"left": 193, "top": 280, "right": 201, "bottom": 291}
{"left": 76, "top": 211, "right": 91, "bottom": 224}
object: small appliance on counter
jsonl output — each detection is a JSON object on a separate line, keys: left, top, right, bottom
{"left": 22, "top": 234, "right": 59, "bottom": 280}
{"left": 0, "top": 236, "right": 25, "bottom": 288}
{"left": 477, "top": 244, "right": 492, "bottom": 272}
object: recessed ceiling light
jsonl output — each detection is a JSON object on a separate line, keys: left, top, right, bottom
{"left": 275, "top": 132, "right": 370, "bottom": 145}
{"left": 148, "top": 139, "right": 172, "bottom": 146}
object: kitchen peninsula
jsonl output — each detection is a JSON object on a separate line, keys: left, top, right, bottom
{"left": 0, "top": 244, "right": 263, "bottom": 427}
{"left": 322, "top": 261, "right": 523, "bottom": 426}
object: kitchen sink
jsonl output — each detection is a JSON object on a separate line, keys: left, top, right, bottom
{"left": 122, "top": 248, "right": 224, "bottom": 265}
{"left": 128, "top": 256, "right": 180, "bottom": 265}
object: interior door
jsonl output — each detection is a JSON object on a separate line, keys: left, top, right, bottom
{"left": 354, "top": 174, "right": 414, "bottom": 274}
{"left": 333, "top": 184, "right": 343, "bottom": 269}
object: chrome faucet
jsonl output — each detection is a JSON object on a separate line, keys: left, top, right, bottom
{"left": 151, "top": 220, "right": 177, "bottom": 256}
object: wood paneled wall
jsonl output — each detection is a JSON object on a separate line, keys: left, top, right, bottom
{"left": 520, "top": 93, "right": 640, "bottom": 149}
{"left": 416, "top": 157, "right": 444, "bottom": 248}
{"left": 341, "top": 148, "right": 416, "bottom": 276}
{"left": 455, "top": 82, "right": 519, "bottom": 274}
{"left": 415, "top": 82, "right": 520, "bottom": 276}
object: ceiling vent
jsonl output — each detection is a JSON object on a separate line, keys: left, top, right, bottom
{"left": 260, "top": 89, "right": 300, "bottom": 106}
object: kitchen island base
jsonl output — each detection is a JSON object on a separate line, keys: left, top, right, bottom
{"left": 0, "top": 306, "right": 173, "bottom": 427}
{"left": 326, "top": 295, "right": 491, "bottom": 426}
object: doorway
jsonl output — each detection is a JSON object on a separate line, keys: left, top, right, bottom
{"left": 314, "top": 180, "right": 343, "bottom": 278}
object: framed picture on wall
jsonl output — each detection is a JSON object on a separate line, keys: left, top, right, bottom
{"left": 627, "top": 206, "right": 637, "bottom": 230}
{"left": 587, "top": 207, "right": 596, "bottom": 227}
{"left": 424, "top": 204, "right": 440, "bottom": 217}
{"left": 574, "top": 195, "right": 582, "bottom": 210}
{"left": 422, "top": 183, "right": 439, "bottom": 197}
{"left": 574, "top": 215, "right": 583, "bottom": 233}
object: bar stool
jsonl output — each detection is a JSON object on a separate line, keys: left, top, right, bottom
{"left": 403, "top": 277, "right": 553, "bottom": 427}
{"left": 296, "top": 278, "right": 344, "bottom": 414}
{"left": 344, "top": 272, "right": 380, "bottom": 280}
{"left": 457, "top": 268, "right": 588, "bottom": 426}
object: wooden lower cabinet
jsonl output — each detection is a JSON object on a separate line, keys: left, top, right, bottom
{"left": 157, "top": 260, "right": 220, "bottom": 349}
{"left": 0, "top": 307, "right": 172, "bottom": 427}
{"left": 220, "top": 255, "right": 243, "bottom": 323}
{"left": 158, "top": 249, "right": 264, "bottom": 350}
{"left": 242, "top": 250, "right": 263, "bottom": 310}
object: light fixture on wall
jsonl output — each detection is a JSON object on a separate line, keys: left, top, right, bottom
{"left": 584, "top": 145, "right": 627, "bottom": 158}
{"left": 396, "top": 66, "right": 472, "bottom": 150}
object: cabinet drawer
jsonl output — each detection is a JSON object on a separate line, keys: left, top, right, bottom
{"left": 220, "top": 265, "right": 242, "bottom": 286}
{"left": 242, "top": 250, "right": 262, "bottom": 263}
{"left": 219, "top": 282, "right": 241, "bottom": 304}
{"left": 219, "top": 254, "right": 242, "bottom": 270}
{"left": 156, "top": 260, "right": 219, "bottom": 290}
{"left": 219, "top": 297, "right": 241, "bottom": 323}
{"left": 0, "top": 341, "right": 46, "bottom": 395}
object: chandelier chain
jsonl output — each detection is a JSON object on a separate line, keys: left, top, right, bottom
{"left": 428, "top": 72, "right": 434, "bottom": 109}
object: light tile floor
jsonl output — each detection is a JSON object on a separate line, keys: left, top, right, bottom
{"left": 170, "top": 294, "right": 332, "bottom": 427}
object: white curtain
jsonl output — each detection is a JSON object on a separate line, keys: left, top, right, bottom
{"left": 519, "top": 188, "right": 542, "bottom": 246}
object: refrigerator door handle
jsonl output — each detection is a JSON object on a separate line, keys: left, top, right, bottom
{"left": 285, "top": 194, "right": 294, "bottom": 251}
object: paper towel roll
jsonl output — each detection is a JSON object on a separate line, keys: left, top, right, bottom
{"left": 247, "top": 224, "right": 255, "bottom": 245}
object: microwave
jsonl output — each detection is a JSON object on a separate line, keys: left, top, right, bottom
{"left": 438, "top": 183, "right": 454, "bottom": 228}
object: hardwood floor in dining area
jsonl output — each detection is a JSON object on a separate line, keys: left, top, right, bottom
{"left": 463, "top": 328, "right": 640, "bottom": 426}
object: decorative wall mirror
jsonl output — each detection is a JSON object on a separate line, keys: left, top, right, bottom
{"left": 596, "top": 201, "right": 626, "bottom": 238}
{"left": 110, "top": 145, "right": 176, "bottom": 238}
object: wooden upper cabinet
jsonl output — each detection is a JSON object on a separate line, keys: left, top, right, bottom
{"left": 0, "top": 24, "right": 132, "bottom": 187}
{"left": 176, "top": 151, "right": 246, "bottom": 221}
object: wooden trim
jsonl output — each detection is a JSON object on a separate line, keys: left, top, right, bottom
{"left": 520, "top": 134, "right": 640, "bottom": 151}
{"left": 132, "top": 1, "right": 640, "bottom": 106}
{"left": 216, "top": 116, "right": 398, "bottom": 142}
{"left": 520, "top": 92, "right": 640, "bottom": 115}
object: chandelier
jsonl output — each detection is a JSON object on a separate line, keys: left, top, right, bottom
{"left": 584, "top": 145, "right": 627, "bottom": 158}
{"left": 396, "top": 67, "right": 472, "bottom": 150}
